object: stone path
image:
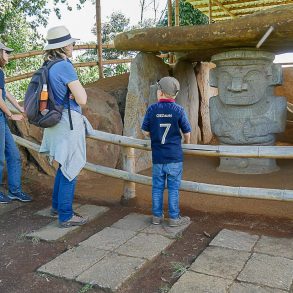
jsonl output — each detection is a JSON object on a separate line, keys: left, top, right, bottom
{"left": 0, "top": 201, "right": 23, "bottom": 216}
{"left": 27, "top": 204, "right": 109, "bottom": 241}
{"left": 169, "top": 229, "right": 293, "bottom": 293}
{"left": 37, "top": 212, "right": 190, "bottom": 292}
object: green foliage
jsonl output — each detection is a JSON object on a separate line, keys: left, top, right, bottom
{"left": 158, "top": 0, "right": 208, "bottom": 27}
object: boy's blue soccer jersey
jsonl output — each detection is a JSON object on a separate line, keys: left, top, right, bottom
{"left": 141, "top": 100, "right": 191, "bottom": 164}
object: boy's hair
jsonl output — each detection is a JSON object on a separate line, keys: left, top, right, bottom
{"left": 0, "top": 50, "right": 7, "bottom": 68}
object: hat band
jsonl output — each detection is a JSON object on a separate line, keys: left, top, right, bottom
{"left": 48, "top": 34, "right": 71, "bottom": 44}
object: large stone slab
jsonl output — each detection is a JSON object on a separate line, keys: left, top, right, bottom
{"left": 190, "top": 246, "right": 250, "bottom": 279}
{"left": 116, "top": 233, "right": 173, "bottom": 260}
{"left": 76, "top": 253, "right": 146, "bottom": 292}
{"left": 27, "top": 205, "right": 109, "bottom": 241}
{"left": 112, "top": 213, "right": 151, "bottom": 232}
{"left": 210, "top": 229, "right": 259, "bottom": 252}
{"left": 38, "top": 246, "right": 108, "bottom": 279}
{"left": 169, "top": 271, "right": 233, "bottom": 293}
{"left": 237, "top": 253, "right": 293, "bottom": 291}
{"left": 229, "top": 282, "right": 288, "bottom": 293}
{"left": 79, "top": 227, "right": 136, "bottom": 251}
{"left": 35, "top": 203, "right": 82, "bottom": 218}
{"left": 254, "top": 235, "right": 293, "bottom": 259}
{"left": 114, "top": 5, "right": 293, "bottom": 61}
{"left": 0, "top": 202, "right": 23, "bottom": 216}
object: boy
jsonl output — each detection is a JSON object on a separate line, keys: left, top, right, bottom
{"left": 141, "top": 76, "right": 191, "bottom": 227}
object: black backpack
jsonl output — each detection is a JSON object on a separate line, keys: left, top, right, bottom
{"left": 24, "top": 59, "right": 73, "bottom": 129}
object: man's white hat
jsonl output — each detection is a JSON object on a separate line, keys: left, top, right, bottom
{"left": 44, "top": 25, "right": 79, "bottom": 50}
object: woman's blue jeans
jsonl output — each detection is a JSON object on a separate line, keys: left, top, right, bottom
{"left": 0, "top": 112, "right": 22, "bottom": 194}
{"left": 152, "top": 162, "right": 183, "bottom": 219}
{"left": 52, "top": 166, "right": 77, "bottom": 222}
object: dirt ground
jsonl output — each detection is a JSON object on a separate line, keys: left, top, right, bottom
{"left": 0, "top": 156, "right": 293, "bottom": 293}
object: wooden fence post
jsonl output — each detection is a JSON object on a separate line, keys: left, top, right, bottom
{"left": 122, "top": 146, "right": 136, "bottom": 201}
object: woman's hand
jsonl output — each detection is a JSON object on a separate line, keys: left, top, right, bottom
{"left": 9, "top": 114, "right": 24, "bottom": 121}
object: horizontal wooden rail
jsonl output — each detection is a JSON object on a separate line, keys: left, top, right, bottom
{"left": 9, "top": 43, "right": 115, "bottom": 61}
{"left": 88, "top": 130, "right": 293, "bottom": 159}
{"left": 11, "top": 134, "right": 293, "bottom": 202}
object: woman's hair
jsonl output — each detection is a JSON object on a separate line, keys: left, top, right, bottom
{"left": 44, "top": 47, "right": 67, "bottom": 61}
{"left": 0, "top": 49, "right": 7, "bottom": 68}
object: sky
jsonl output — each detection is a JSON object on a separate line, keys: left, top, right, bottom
{"left": 38, "top": 0, "right": 293, "bottom": 64}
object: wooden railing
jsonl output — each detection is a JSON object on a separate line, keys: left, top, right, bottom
{"left": 12, "top": 131, "right": 293, "bottom": 202}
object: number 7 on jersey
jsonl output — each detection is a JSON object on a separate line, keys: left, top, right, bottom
{"left": 159, "top": 123, "right": 171, "bottom": 144}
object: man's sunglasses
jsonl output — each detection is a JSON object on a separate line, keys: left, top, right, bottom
{"left": 4, "top": 50, "right": 11, "bottom": 55}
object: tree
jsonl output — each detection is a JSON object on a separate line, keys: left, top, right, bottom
{"left": 158, "top": 0, "right": 208, "bottom": 27}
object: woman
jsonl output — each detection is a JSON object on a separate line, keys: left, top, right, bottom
{"left": 0, "top": 42, "right": 32, "bottom": 204}
{"left": 40, "top": 25, "right": 92, "bottom": 228}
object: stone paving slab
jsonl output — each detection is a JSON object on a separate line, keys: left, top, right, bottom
{"left": 38, "top": 246, "right": 108, "bottom": 279}
{"left": 229, "top": 282, "right": 288, "bottom": 293}
{"left": 210, "top": 229, "right": 259, "bottom": 252}
{"left": 142, "top": 221, "right": 190, "bottom": 239}
{"left": 254, "top": 236, "right": 293, "bottom": 259}
{"left": 0, "top": 201, "right": 23, "bottom": 216}
{"left": 190, "top": 246, "right": 250, "bottom": 279}
{"left": 116, "top": 233, "right": 173, "bottom": 260}
{"left": 79, "top": 227, "right": 136, "bottom": 251}
{"left": 35, "top": 203, "right": 82, "bottom": 217}
{"left": 169, "top": 271, "right": 233, "bottom": 293}
{"left": 237, "top": 253, "right": 293, "bottom": 291}
{"left": 112, "top": 213, "right": 151, "bottom": 232}
{"left": 76, "top": 253, "right": 146, "bottom": 292}
{"left": 27, "top": 205, "right": 109, "bottom": 241}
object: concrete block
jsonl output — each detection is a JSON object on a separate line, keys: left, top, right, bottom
{"left": 0, "top": 202, "right": 23, "bottom": 216}
{"left": 190, "top": 246, "right": 250, "bottom": 279}
{"left": 116, "top": 233, "right": 173, "bottom": 260}
{"left": 38, "top": 246, "right": 107, "bottom": 279}
{"left": 35, "top": 203, "right": 81, "bottom": 217}
{"left": 74, "top": 204, "right": 109, "bottom": 221}
{"left": 237, "top": 253, "right": 293, "bottom": 290}
{"left": 79, "top": 227, "right": 136, "bottom": 251}
{"left": 230, "top": 282, "right": 288, "bottom": 293}
{"left": 112, "top": 213, "right": 151, "bottom": 232}
{"left": 76, "top": 253, "right": 146, "bottom": 292}
{"left": 210, "top": 229, "right": 259, "bottom": 251}
{"left": 169, "top": 271, "right": 233, "bottom": 293}
{"left": 254, "top": 235, "right": 293, "bottom": 259}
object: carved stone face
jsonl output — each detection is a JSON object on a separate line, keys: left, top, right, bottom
{"left": 217, "top": 64, "right": 269, "bottom": 106}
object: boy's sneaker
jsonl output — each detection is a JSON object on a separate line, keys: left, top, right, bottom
{"left": 152, "top": 215, "right": 164, "bottom": 225}
{"left": 59, "top": 213, "right": 88, "bottom": 228}
{"left": 0, "top": 192, "right": 12, "bottom": 204}
{"left": 8, "top": 191, "right": 32, "bottom": 202}
{"left": 50, "top": 208, "right": 58, "bottom": 217}
{"left": 169, "top": 216, "right": 190, "bottom": 227}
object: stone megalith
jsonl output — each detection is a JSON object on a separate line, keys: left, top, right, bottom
{"left": 123, "top": 52, "right": 169, "bottom": 172}
{"left": 15, "top": 86, "right": 123, "bottom": 180}
{"left": 195, "top": 62, "right": 218, "bottom": 144}
{"left": 209, "top": 50, "right": 287, "bottom": 174}
{"left": 173, "top": 61, "right": 200, "bottom": 144}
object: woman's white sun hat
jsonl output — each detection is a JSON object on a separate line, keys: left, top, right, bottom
{"left": 44, "top": 25, "right": 79, "bottom": 50}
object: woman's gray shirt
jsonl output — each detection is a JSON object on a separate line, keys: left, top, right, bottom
{"left": 40, "top": 110, "right": 94, "bottom": 181}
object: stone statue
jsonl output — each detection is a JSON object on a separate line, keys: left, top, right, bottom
{"left": 209, "top": 50, "right": 287, "bottom": 174}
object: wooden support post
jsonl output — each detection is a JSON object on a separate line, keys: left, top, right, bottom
{"left": 122, "top": 147, "right": 136, "bottom": 200}
{"left": 96, "top": 0, "right": 104, "bottom": 78}
{"left": 167, "top": 0, "right": 174, "bottom": 64}
{"left": 209, "top": 0, "right": 212, "bottom": 24}
{"left": 175, "top": 0, "right": 180, "bottom": 26}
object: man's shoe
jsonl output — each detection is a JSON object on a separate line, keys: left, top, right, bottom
{"left": 59, "top": 213, "right": 88, "bottom": 228}
{"left": 0, "top": 192, "right": 12, "bottom": 204}
{"left": 8, "top": 191, "right": 32, "bottom": 202}
{"left": 152, "top": 215, "right": 164, "bottom": 225}
{"left": 169, "top": 216, "right": 190, "bottom": 227}
{"left": 50, "top": 208, "right": 58, "bottom": 217}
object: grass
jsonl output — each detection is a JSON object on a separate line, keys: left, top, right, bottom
{"left": 158, "top": 284, "right": 171, "bottom": 293}
{"left": 78, "top": 283, "right": 94, "bottom": 293}
{"left": 170, "top": 261, "right": 189, "bottom": 279}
